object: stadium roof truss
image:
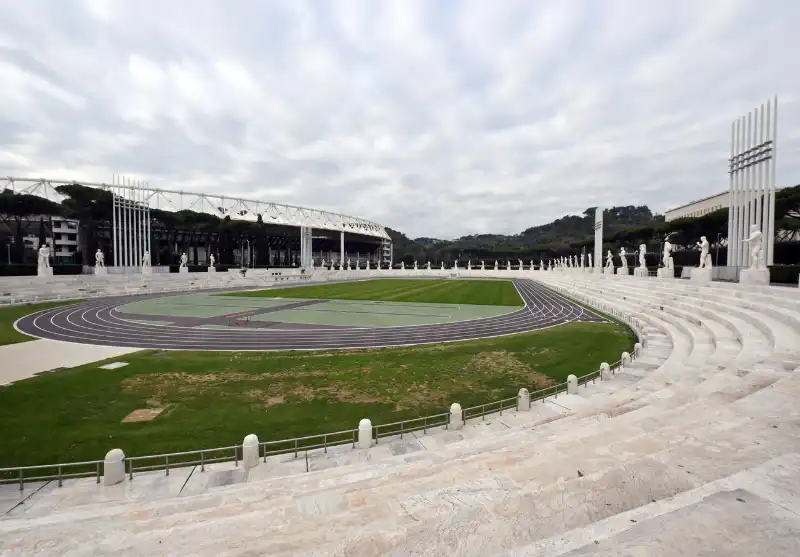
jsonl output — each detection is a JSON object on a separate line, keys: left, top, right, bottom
{"left": 2, "top": 176, "right": 390, "bottom": 240}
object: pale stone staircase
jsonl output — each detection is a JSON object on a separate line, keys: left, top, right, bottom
{"left": 1, "top": 273, "right": 799, "bottom": 556}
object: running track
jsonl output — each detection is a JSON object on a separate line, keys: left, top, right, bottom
{"left": 14, "top": 279, "right": 606, "bottom": 351}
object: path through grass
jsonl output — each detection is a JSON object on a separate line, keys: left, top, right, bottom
{"left": 0, "top": 321, "right": 635, "bottom": 468}
{"left": 222, "top": 279, "right": 524, "bottom": 306}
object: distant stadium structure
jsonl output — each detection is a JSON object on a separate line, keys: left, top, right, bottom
{"left": 1, "top": 176, "right": 393, "bottom": 270}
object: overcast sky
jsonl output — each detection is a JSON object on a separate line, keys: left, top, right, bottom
{"left": 1, "top": 0, "right": 798, "bottom": 239}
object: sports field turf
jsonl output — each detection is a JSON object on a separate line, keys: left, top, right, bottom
{"left": 222, "top": 279, "right": 523, "bottom": 306}
{"left": 0, "top": 321, "right": 635, "bottom": 468}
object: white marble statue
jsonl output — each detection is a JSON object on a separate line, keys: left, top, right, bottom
{"left": 426, "top": 261, "right": 431, "bottom": 270}
{"left": 37, "top": 245, "right": 50, "bottom": 271}
{"left": 414, "top": 260, "right": 418, "bottom": 270}
{"left": 743, "top": 224, "right": 764, "bottom": 270}
{"left": 506, "top": 261, "right": 511, "bottom": 271}
{"left": 400, "top": 261, "right": 405, "bottom": 270}
{"left": 638, "top": 244, "right": 646, "bottom": 268}
{"left": 605, "top": 250, "right": 614, "bottom": 268}
{"left": 518, "top": 259, "right": 523, "bottom": 270}
{"left": 540, "top": 258, "right": 544, "bottom": 271}
{"left": 453, "top": 260, "right": 458, "bottom": 269}
{"left": 179, "top": 252, "right": 188, "bottom": 267}
{"left": 696, "top": 236, "right": 711, "bottom": 268}
{"left": 141, "top": 251, "right": 151, "bottom": 268}
{"left": 619, "top": 248, "right": 628, "bottom": 269}
{"left": 346, "top": 258, "right": 351, "bottom": 270}
{"left": 481, "top": 260, "right": 485, "bottom": 271}
{"left": 494, "top": 260, "right": 498, "bottom": 270}
{"left": 365, "top": 260, "right": 370, "bottom": 270}
{"left": 95, "top": 249, "right": 104, "bottom": 267}
{"left": 663, "top": 240, "right": 674, "bottom": 269}
{"left": 209, "top": 254, "right": 215, "bottom": 267}
{"left": 467, "top": 259, "right": 471, "bottom": 270}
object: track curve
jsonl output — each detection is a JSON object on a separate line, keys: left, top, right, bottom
{"left": 15, "top": 279, "right": 606, "bottom": 351}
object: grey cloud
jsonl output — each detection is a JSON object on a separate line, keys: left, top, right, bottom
{"left": 0, "top": 0, "right": 799, "bottom": 239}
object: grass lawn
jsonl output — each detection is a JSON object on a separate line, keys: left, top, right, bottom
{"left": 222, "top": 279, "right": 524, "bottom": 306}
{"left": 0, "top": 321, "right": 635, "bottom": 468}
{"left": 0, "top": 301, "right": 81, "bottom": 346}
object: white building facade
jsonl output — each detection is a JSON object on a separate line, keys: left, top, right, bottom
{"left": 664, "top": 192, "right": 728, "bottom": 222}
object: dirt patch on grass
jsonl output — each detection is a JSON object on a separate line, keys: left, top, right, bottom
{"left": 465, "top": 351, "right": 557, "bottom": 389}
{"left": 122, "top": 408, "right": 164, "bottom": 423}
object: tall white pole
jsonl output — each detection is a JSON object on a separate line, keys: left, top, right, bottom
{"left": 737, "top": 117, "right": 746, "bottom": 266}
{"left": 756, "top": 104, "right": 765, "bottom": 234}
{"left": 145, "top": 182, "right": 151, "bottom": 260}
{"left": 135, "top": 181, "right": 141, "bottom": 268}
{"left": 743, "top": 112, "right": 753, "bottom": 267}
{"left": 340, "top": 230, "right": 345, "bottom": 266}
{"left": 125, "top": 178, "right": 132, "bottom": 268}
{"left": 727, "top": 122, "right": 734, "bottom": 264}
{"left": 112, "top": 175, "right": 118, "bottom": 267}
{"left": 731, "top": 120, "right": 739, "bottom": 267}
{"left": 767, "top": 96, "right": 777, "bottom": 266}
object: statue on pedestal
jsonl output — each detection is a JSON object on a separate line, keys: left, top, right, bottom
{"left": 440, "top": 262, "right": 445, "bottom": 270}
{"left": 95, "top": 249, "right": 105, "bottom": 268}
{"left": 365, "top": 260, "right": 370, "bottom": 270}
{"left": 619, "top": 248, "right": 628, "bottom": 269}
{"left": 38, "top": 245, "right": 51, "bottom": 271}
{"left": 481, "top": 261, "right": 485, "bottom": 270}
{"left": 400, "top": 261, "right": 405, "bottom": 270}
{"left": 588, "top": 253, "right": 593, "bottom": 268}
{"left": 426, "top": 261, "right": 431, "bottom": 270}
{"left": 540, "top": 258, "right": 544, "bottom": 271}
{"left": 743, "top": 224, "right": 764, "bottom": 270}
{"left": 346, "top": 258, "right": 351, "bottom": 270}
{"left": 696, "top": 236, "right": 711, "bottom": 269}
{"left": 638, "top": 244, "right": 646, "bottom": 268}
{"left": 494, "top": 260, "right": 498, "bottom": 270}
{"left": 605, "top": 250, "right": 614, "bottom": 269}
{"left": 141, "top": 251, "right": 151, "bottom": 268}
{"left": 467, "top": 259, "right": 471, "bottom": 270}
{"left": 414, "top": 260, "right": 418, "bottom": 270}
{"left": 209, "top": 254, "right": 215, "bottom": 267}
{"left": 662, "top": 239, "right": 674, "bottom": 269}
{"left": 518, "top": 259, "right": 523, "bottom": 270}
{"left": 179, "top": 252, "right": 188, "bottom": 267}
{"left": 506, "top": 261, "right": 511, "bottom": 271}
{"left": 453, "top": 260, "right": 458, "bottom": 269}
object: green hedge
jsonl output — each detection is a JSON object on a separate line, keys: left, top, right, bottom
{"left": 0, "top": 265, "right": 84, "bottom": 277}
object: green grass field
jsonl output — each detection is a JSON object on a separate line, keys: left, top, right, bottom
{"left": 0, "top": 301, "right": 80, "bottom": 345}
{"left": 0, "top": 322, "right": 635, "bottom": 468}
{"left": 222, "top": 279, "right": 524, "bottom": 306}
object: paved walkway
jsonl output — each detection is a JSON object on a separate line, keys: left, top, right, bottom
{"left": 0, "top": 340, "right": 140, "bottom": 386}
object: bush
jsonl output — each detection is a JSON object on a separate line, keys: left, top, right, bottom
{"left": 769, "top": 265, "right": 800, "bottom": 284}
{"left": 0, "top": 264, "right": 83, "bottom": 276}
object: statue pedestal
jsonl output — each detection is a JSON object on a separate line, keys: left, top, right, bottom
{"left": 37, "top": 267, "right": 53, "bottom": 278}
{"left": 617, "top": 267, "right": 630, "bottom": 275}
{"left": 603, "top": 267, "right": 613, "bottom": 275}
{"left": 208, "top": 267, "right": 216, "bottom": 273}
{"left": 593, "top": 267, "right": 602, "bottom": 275}
{"left": 94, "top": 266, "right": 107, "bottom": 276}
{"left": 657, "top": 268, "right": 675, "bottom": 279}
{"left": 739, "top": 268, "right": 770, "bottom": 286}
{"left": 141, "top": 266, "right": 152, "bottom": 276}
{"left": 691, "top": 267, "right": 712, "bottom": 283}
{"left": 179, "top": 266, "right": 188, "bottom": 274}
{"left": 634, "top": 267, "right": 648, "bottom": 277}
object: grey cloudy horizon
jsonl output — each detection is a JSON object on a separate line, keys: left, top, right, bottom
{"left": 1, "top": 0, "right": 799, "bottom": 240}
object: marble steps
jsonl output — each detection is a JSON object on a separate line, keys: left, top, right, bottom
{"left": 11, "top": 387, "right": 795, "bottom": 557}
{"left": 4, "top": 369, "right": 786, "bottom": 535}
{"left": 507, "top": 451, "right": 800, "bottom": 557}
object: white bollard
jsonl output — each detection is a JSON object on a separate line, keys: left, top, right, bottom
{"left": 567, "top": 374, "right": 578, "bottom": 394}
{"left": 621, "top": 351, "right": 631, "bottom": 367}
{"left": 103, "top": 448, "right": 125, "bottom": 486}
{"left": 449, "top": 403, "right": 463, "bottom": 430}
{"left": 600, "top": 362, "right": 612, "bottom": 381}
{"left": 518, "top": 388, "right": 531, "bottom": 411}
{"left": 358, "top": 418, "right": 373, "bottom": 449}
{"left": 242, "top": 434, "right": 260, "bottom": 470}
{"left": 634, "top": 342, "right": 643, "bottom": 357}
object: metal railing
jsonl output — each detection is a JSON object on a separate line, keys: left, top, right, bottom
{"left": 1, "top": 285, "right": 644, "bottom": 491}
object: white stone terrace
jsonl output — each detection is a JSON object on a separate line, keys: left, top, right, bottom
{"left": 0, "top": 270, "right": 799, "bottom": 555}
